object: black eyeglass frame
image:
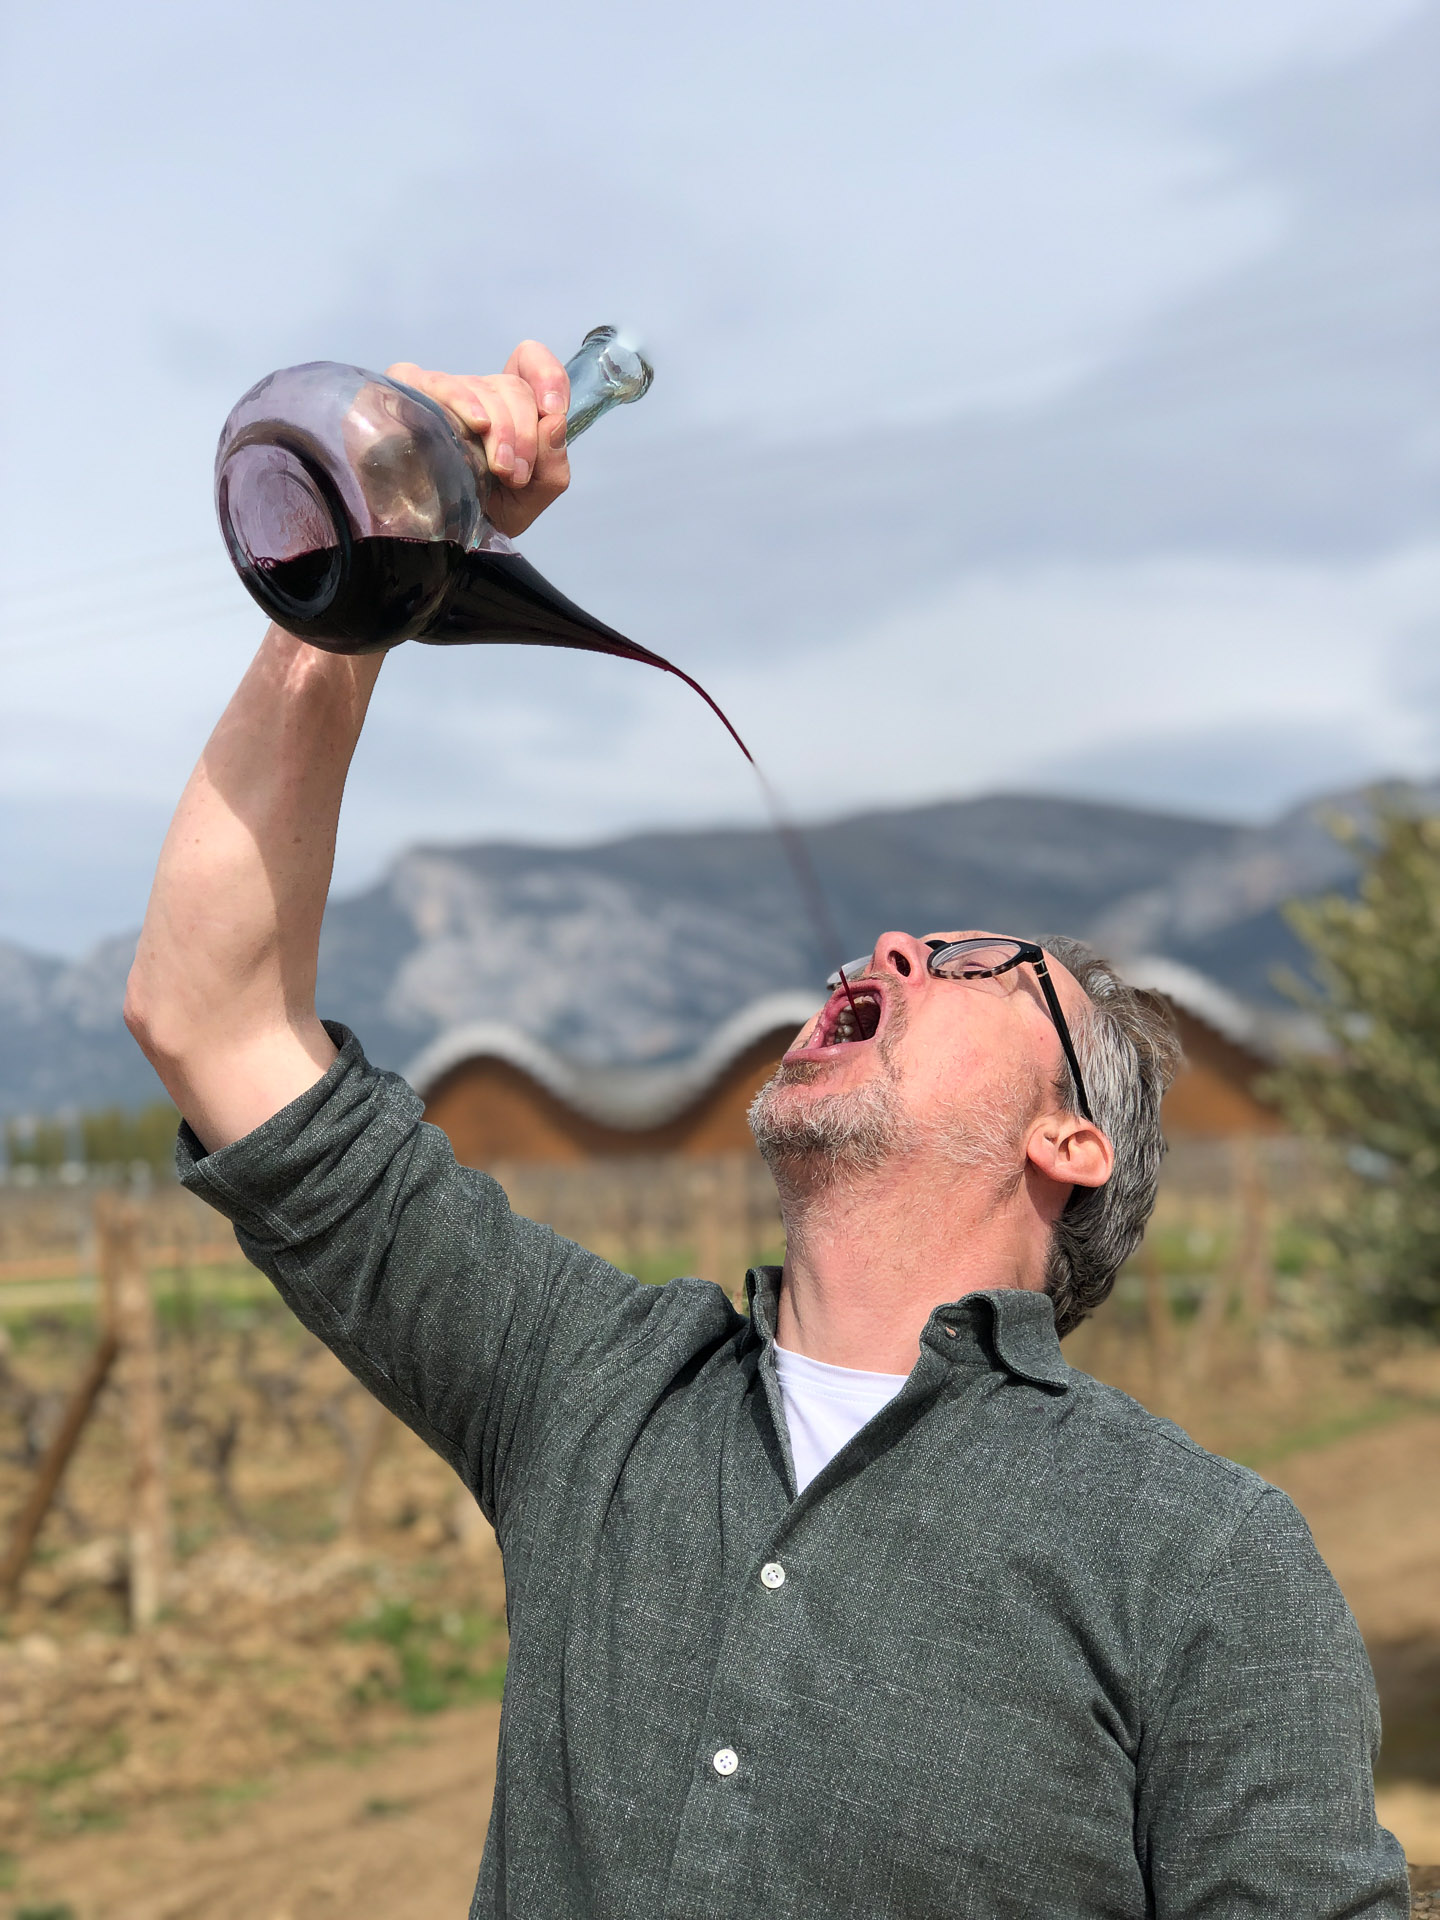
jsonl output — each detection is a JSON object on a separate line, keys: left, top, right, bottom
{"left": 827, "top": 935, "right": 1095, "bottom": 1124}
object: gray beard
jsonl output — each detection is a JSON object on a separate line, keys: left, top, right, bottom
{"left": 748, "top": 1043, "right": 1039, "bottom": 1202}
{"left": 748, "top": 1061, "right": 918, "bottom": 1184}
{"left": 750, "top": 985, "right": 918, "bottom": 1186}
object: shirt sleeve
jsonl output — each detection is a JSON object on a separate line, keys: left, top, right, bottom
{"left": 1136, "top": 1483, "right": 1411, "bottom": 1918}
{"left": 175, "top": 1024, "right": 716, "bottom": 1530}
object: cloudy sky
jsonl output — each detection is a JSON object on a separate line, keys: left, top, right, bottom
{"left": 0, "top": 0, "right": 1435, "bottom": 952}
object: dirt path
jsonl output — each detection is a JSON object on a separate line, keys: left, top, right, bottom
{"left": 12, "top": 1705, "right": 501, "bottom": 1920}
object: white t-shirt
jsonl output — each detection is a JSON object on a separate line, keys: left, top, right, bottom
{"left": 773, "top": 1343, "right": 910, "bottom": 1494}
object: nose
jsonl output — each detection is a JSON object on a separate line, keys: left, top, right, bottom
{"left": 867, "top": 931, "right": 932, "bottom": 982}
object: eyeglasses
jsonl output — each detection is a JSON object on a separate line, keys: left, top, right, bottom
{"left": 827, "top": 936, "right": 1094, "bottom": 1123}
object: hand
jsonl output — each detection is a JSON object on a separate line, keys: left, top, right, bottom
{"left": 385, "top": 340, "right": 570, "bottom": 538}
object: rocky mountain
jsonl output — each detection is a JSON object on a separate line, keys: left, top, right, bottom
{"left": 1, "top": 779, "right": 1432, "bottom": 1116}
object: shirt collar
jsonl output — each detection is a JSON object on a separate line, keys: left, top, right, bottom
{"left": 745, "top": 1268, "right": 1070, "bottom": 1394}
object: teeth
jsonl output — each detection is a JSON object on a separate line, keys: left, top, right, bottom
{"left": 826, "top": 990, "right": 877, "bottom": 1046}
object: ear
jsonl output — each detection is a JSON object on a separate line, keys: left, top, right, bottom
{"left": 1024, "top": 1112, "right": 1114, "bottom": 1194}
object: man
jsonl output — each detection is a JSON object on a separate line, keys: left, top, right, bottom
{"left": 126, "top": 340, "right": 1408, "bottom": 1918}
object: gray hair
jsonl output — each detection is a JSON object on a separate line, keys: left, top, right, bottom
{"left": 1040, "top": 937, "right": 1182, "bottom": 1337}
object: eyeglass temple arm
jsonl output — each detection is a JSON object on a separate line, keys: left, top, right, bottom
{"left": 1031, "top": 958, "right": 1095, "bottom": 1124}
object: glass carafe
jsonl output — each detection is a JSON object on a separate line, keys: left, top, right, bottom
{"left": 214, "top": 327, "right": 654, "bottom": 657}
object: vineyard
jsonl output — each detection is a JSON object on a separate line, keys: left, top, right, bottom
{"left": 0, "top": 1143, "right": 1436, "bottom": 1915}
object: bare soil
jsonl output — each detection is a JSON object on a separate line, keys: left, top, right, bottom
{"left": 3, "top": 1288, "right": 1439, "bottom": 1914}
{"left": 12, "top": 1702, "right": 501, "bottom": 1919}
{"left": 1267, "top": 1411, "right": 1440, "bottom": 1864}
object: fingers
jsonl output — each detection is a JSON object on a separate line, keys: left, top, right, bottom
{"left": 387, "top": 361, "right": 560, "bottom": 491}
{"left": 507, "top": 341, "right": 571, "bottom": 508}
{"left": 476, "top": 379, "right": 533, "bottom": 486}
{"left": 494, "top": 341, "right": 570, "bottom": 495}
{"left": 505, "top": 338, "right": 569, "bottom": 424}
{"left": 383, "top": 348, "right": 570, "bottom": 533}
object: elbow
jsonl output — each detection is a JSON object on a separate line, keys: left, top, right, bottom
{"left": 123, "top": 963, "right": 190, "bottom": 1081}
{"left": 123, "top": 967, "right": 154, "bottom": 1057}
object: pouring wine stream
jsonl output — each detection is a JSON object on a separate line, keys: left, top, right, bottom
{"left": 214, "top": 324, "right": 863, "bottom": 1024}
{"left": 639, "top": 674, "right": 864, "bottom": 1031}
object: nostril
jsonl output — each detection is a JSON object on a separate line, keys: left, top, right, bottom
{"left": 889, "top": 950, "right": 912, "bottom": 976}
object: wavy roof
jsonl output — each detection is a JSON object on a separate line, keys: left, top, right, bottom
{"left": 404, "top": 991, "right": 818, "bottom": 1132}
{"left": 403, "top": 964, "right": 1305, "bottom": 1134}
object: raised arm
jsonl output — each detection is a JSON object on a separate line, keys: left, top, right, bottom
{"left": 125, "top": 342, "right": 572, "bottom": 1150}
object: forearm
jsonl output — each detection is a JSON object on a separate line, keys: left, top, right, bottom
{"left": 126, "top": 626, "right": 384, "bottom": 1150}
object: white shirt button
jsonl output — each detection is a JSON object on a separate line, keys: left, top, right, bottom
{"left": 760, "top": 1562, "right": 786, "bottom": 1589}
{"left": 712, "top": 1746, "right": 739, "bottom": 1776}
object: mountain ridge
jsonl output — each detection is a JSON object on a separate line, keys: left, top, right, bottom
{"left": 1, "top": 779, "right": 1431, "bottom": 1116}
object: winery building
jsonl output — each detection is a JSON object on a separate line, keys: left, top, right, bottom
{"left": 408, "top": 962, "right": 1285, "bottom": 1172}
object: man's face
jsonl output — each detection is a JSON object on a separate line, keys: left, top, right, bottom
{"left": 749, "top": 930, "right": 1091, "bottom": 1185}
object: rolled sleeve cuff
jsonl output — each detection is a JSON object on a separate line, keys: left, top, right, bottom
{"left": 175, "top": 1022, "right": 425, "bottom": 1254}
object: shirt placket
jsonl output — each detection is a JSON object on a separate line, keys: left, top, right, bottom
{"left": 660, "top": 1289, "right": 959, "bottom": 1916}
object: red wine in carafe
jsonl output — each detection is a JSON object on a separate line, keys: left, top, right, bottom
{"left": 216, "top": 327, "right": 653, "bottom": 655}
{"left": 248, "top": 538, "right": 454, "bottom": 652}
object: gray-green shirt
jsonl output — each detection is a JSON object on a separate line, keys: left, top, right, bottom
{"left": 178, "top": 1029, "right": 1408, "bottom": 1919}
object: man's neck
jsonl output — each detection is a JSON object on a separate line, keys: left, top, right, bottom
{"left": 772, "top": 1153, "right": 1051, "bottom": 1374}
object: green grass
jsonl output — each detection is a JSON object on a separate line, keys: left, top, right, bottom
{"left": 151, "top": 1266, "right": 278, "bottom": 1325}
{"left": 1234, "top": 1392, "right": 1440, "bottom": 1469}
{"left": 346, "top": 1599, "right": 507, "bottom": 1715}
{"left": 207, "top": 1777, "right": 273, "bottom": 1807}
{"left": 621, "top": 1244, "right": 780, "bottom": 1293}
{"left": 9, "top": 1730, "right": 127, "bottom": 1793}
{"left": 15, "top": 1903, "right": 77, "bottom": 1920}
{"left": 0, "top": 1303, "right": 96, "bottom": 1342}
{"left": 0, "top": 1263, "right": 277, "bottom": 1333}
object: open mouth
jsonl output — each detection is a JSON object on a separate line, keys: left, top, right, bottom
{"left": 806, "top": 983, "right": 884, "bottom": 1051}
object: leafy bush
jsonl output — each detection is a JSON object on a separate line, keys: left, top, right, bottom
{"left": 1268, "top": 806, "right": 1440, "bottom": 1334}
{"left": 3, "top": 1101, "right": 179, "bottom": 1178}
{"left": 79, "top": 1102, "right": 180, "bottom": 1173}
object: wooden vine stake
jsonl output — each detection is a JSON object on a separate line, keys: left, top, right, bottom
{"left": 0, "top": 1326, "right": 118, "bottom": 1604}
{"left": 337, "top": 1396, "right": 391, "bottom": 1538}
{"left": 97, "top": 1193, "right": 172, "bottom": 1628}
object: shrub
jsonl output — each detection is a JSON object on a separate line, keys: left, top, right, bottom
{"left": 1268, "top": 806, "right": 1440, "bottom": 1335}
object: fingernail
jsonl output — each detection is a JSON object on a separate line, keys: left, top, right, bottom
{"left": 541, "top": 390, "right": 565, "bottom": 415}
{"left": 549, "top": 420, "right": 567, "bottom": 451}
{"left": 512, "top": 456, "right": 531, "bottom": 486}
{"left": 492, "top": 443, "right": 514, "bottom": 473}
